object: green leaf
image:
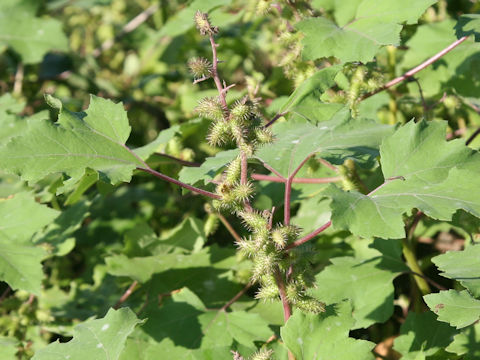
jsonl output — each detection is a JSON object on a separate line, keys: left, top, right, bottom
{"left": 281, "top": 301, "right": 375, "bottom": 360}
{"left": 455, "top": 14, "right": 480, "bottom": 41}
{"left": 255, "top": 108, "right": 393, "bottom": 178}
{"left": 33, "top": 307, "right": 142, "bottom": 360}
{"left": 297, "top": 0, "right": 436, "bottom": 63}
{"left": 0, "top": 96, "right": 144, "bottom": 185}
{"left": 199, "top": 311, "right": 272, "bottom": 349}
{"left": 447, "top": 322, "right": 480, "bottom": 359}
{"left": 159, "top": 217, "right": 207, "bottom": 252}
{"left": 105, "top": 249, "right": 211, "bottom": 283}
{"left": 0, "top": 1, "right": 68, "bottom": 64}
{"left": 326, "top": 120, "right": 480, "bottom": 239}
{"left": 0, "top": 193, "right": 59, "bottom": 294}
{"left": 431, "top": 244, "right": 480, "bottom": 297}
{"left": 393, "top": 311, "right": 457, "bottom": 360}
{"left": 424, "top": 290, "right": 480, "bottom": 329}
{"left": 178, "top": 149, "right": 239, "bottom": 185}
{"left": 311, "top": 239, "right": 407, "bottom": 329}
{"left": 0, "top": 336, "right": 18, "bottom": 359}
{"left": 278, "top": 66, "right": 341, "bottom": 114}
{"left": 33, "top": 201, "right": 90, "bottom": 257}
{"left": 0, "top": 192, "right": 58, "bottom": 242}
{"left": 133, "top": 125, "right": 181, "bottom": 161}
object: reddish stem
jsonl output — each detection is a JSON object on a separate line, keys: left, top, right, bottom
{"left": 284, "top": 178, "right": 292, "bottom": 225}
{"left": 209, "top": 34, "right": 229, "bottom": 114}
{"left": 114, "top": 281, "right": 138, "bottom": 309}
{"left": 273, "top": 267, "right": 291, "bottom": 322}
{"left": 285, "top": 220, "right": 332, "bottom": 250}
{"left": 362, "top": 36, "right": 469, "bottom": 100}
{"left": 220, "top": 282, "right": 252, "bottom": 311}
{"left": 137, "top": 167, "right": 220, "bottom": 199}
{"left": 217, "top": 212, "right": 242, "bottom": 243}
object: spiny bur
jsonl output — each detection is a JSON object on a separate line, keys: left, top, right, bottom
{"left": 194, "top": 11, "right": 218, "bottom": 35}
{"left": 188, "top": 57, "right": 212, "bottom": 79}
{"left": 207, "top": 121, "right": 230, "bottom": 146}
{"left": 250, "top": 349, "right": 274, "bottom": 360}
{"left": 195, "top": 97, "right": 224, "bottom": 121}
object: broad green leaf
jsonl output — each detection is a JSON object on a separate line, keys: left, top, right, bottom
{"left": 424, "top": 290, "right": 480, "bottom": 329}
{"left": 33, "top": 201, "right": 90, "bottom": 257}
{"left": 326, "top": 120, "right": 480, "bottom": 239}
{"left": 0, "top": 192, "right": 58, "bottom": 242}
{"left": 455, "top": 14, "right": 480, "bottom": 41}
{"left": 0, "top": 336, "right": 18, "bottom": 359}
{"left": 178, "top": 149, "right": 239, "bottom": 185}
{"left": 0, "top": 239, "right": 45, "bottom": 295}
{"left": 281, "top": 301, "right": 375, "bottom": 360}
{"left": 447, "top": 322, "right": 480, "bottom": 359}
{"left": 139, "top": 288, "right": 270, "bottom": 353}
{"left": 0, "top": 96, "right": 144, "bottom": 185}
{"left": 199, "top": 311, "right": 272, "bottom": 349}
{"left": 431, "top": 245, "right": 480, "bottom": 297}
{"left": 133, "top": 125, "right": 180, "bottom": 161}
{"left": 297, "top": 0, "right": 435, "bottom": 63}
{"left": 33, "top": 307, "right": 142, "bottom": 360}
{"left": 105, "top": 249, "right": 211, "bottom": 283}
{"left": 159, "top": 217, "right": 207, "bottom": 252}
{"left": 393, "top": 311, "right": 457, "bottom": 360}
{"left": 255, "top": 108, "right": 393, "bottom": 178}
{"left": 0, "top": 1, "right": 68, "bottom": 64}
{"left": 311, "top": 239, "right": 407, "bottom": 329}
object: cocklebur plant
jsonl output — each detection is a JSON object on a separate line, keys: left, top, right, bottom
{"left": 1, "top": 1, "right": 480, "bottom": 359}
{"left": 189, "top": 11, "right": 325, "bottom": 323}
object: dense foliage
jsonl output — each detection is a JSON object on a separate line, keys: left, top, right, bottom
{"left": 1, "top": 0, "right": 480, "bottom": 359}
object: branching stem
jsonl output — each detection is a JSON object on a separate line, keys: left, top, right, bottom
{"left": 137, "top": 167, "right": 220, "bottom": 199}
{"left": 251, "top": 174, "right": 342, "bottom": 183}
{"left": 362, "top": 36, "right": 469, "bottom": 100}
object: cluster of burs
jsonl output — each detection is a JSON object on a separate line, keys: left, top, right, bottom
{"left": 189, "top": 11, "right": 324, "bottom": 315}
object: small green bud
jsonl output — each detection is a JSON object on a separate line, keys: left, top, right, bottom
{"left": 271, "top": 228, "right": 287, "bottom": 249}
{"left": 207, "top": 121, "right": 230, "bottom": 146}
{"left": 255, "top": 283, "right": 279, "bottom": 301}
{"left": 196, "top": 97, "right": 224, "bottom": 121}
{"left": 238, "top": 210, "right": 268, "bottom": 232}
{"left": 236, "top": 236, "right": 258, "bottom": 257}
{"left": 295, "top": 297, "right": 326, "bottom": 314}
{"left": 204, "top": 213, "right": 219, "bottom": 236}
{"left": 255, "top": 0, "right": 272, "bottom": 15}
{"left": 194, "top": 11, "right": 218, "bottom": 36}
{"left": 232, "top": 182, "right": 254, "bottom": 203}
{"left": 250, "top": 349, "right": 274, "bottom": 360}
{"left": 286, "top": 281, "right": 303, "bottom": 304}
{"left": 254, "top": 128, "right": 274, "bottom": 145}
{"left": 231, "top": 99, "right": 254, "bottom": 123}
{"left": 188, "top": 57, "right": 212, "bottom": 79}
{"left": 252, "top": 252, "right": 278, "bottom": 279}
{"left": 225, "top": 157, "right": 242, "bottom": 185}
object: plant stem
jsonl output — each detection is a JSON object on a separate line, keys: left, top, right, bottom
{"left": 217, "top": 212, "right": 242, "bottom": 244}
{"left": 155, "top": 153, "right": 201, "bottom": 167}
{"left": 137, "top": 167, "right": 220, "bottom": 199}
{"left": 362, "top": 36, "right": 469, "bottom": 100}
{"left": 264, "top": 111, "right": 288, "bottom": 128}
{"left": 273, "top": 267, "right": 291, "bottom": 321}
{"left": 220, "top": 282, "right": 252, "bottom": 311}
{"left": 401, "top": 238, "right": 431, "bottom": 295}
{"left": 114, "top": 281, "right": 138, "bottom": 309}
{"left": 251, "top": 174, "right": 342, "bottom": 183}
{"left": 284, "top": 178, "right": 292, "bottom": 225}
{"left": 13, "top": 62, "right": 23, "bottom": 96}
{"left": 285, "top": 220, "right": 332, "bottom": 250}
{"left": 209, "top": 34, "right": 229, "bottom": 114}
